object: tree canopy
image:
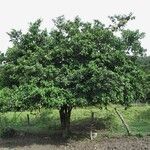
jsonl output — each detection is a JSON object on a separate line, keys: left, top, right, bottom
{"left": 137, "top": 56, "right": 150, "bottom": 103}
{"left": 0, "top": 14, "right": 146, "bottom": 132}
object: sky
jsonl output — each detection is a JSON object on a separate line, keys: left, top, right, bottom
{"left": 0, "top": 0, "right": 150, "bottom": 55}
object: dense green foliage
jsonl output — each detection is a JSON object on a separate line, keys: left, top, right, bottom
{"left": 0, "top": 14, "right": 147, "bottom": 132}
{"left": 137, "top": 56, "right": 150, "bottom": 102}
{"left": 0, "top": 52, "right": 5, "bottom": 65}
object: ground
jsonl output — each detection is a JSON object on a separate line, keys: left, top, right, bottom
{"left": 0, "top": 105, "right": 149, "bottom": 149}
{"left": 0, "top": 135, "right": 150, "bottom": 150}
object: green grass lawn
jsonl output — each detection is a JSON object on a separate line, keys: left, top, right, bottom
{"left": 0, "top": 104, "right": 150, "bottom": 137}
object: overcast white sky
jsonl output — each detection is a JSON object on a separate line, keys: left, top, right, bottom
{"left": 0, "top": 0, "right": 150, "bottom": 55}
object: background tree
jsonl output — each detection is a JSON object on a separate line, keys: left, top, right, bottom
{"left": 0, "top": 52, "right": 5, "bottom": 64}
{"left": 0, "top": 14, "right": 146, "bottom": 135}
{"left": 0, "top": 52, "right": 6, "bottom": 89}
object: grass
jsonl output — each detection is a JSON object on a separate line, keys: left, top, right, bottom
{"left": 0, "top": 104, "right": 150, "bottom": 138}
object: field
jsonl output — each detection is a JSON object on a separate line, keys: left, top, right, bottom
{"left": 0, "top": 104, "right": 150, "bottom": 149}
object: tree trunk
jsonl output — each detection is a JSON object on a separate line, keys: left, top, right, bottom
{"left": 59, "top": 105, "right": 72, "bottom": 138}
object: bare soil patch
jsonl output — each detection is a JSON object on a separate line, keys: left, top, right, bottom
{"left": 0, "top": 134, "right": 149, "bottom": 150}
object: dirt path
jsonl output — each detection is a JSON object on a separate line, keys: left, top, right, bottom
{"left": 0, "top": 136, "right": 150, "bottom": 150}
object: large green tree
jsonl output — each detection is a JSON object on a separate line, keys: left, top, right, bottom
{"left": 0, "top": 14, "right": 146, "bottom": 134}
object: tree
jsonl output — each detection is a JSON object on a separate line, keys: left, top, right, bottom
{"left": 0, "top": 14, "right": 146, "bottom": 135}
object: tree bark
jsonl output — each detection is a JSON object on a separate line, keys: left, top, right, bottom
{"left": 59, "top": 105, "right": 72, "bottom": 138}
